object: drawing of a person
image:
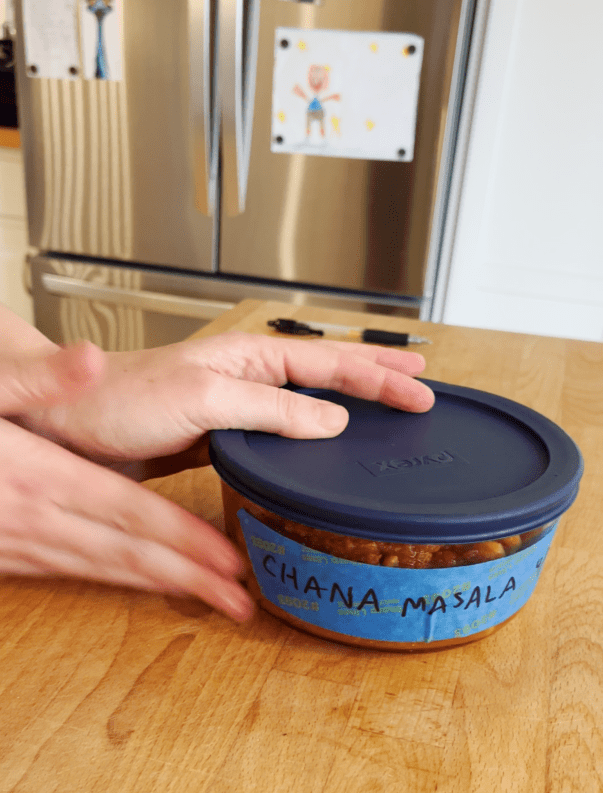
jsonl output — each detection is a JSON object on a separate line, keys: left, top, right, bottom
{"left": 293, "top": 65, "right": 340, "bottom": 138}
{"left": 87, "top": 0, "right": 113, "bottom": 79}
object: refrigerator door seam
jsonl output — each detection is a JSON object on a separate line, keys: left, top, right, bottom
{"left": 219, "top": 0, "right": 260, "bottom": 215}
{"left": 189, "top": 0, "right": 217, "bottom": 215}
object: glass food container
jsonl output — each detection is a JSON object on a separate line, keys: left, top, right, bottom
{"left": 210, "top": 381, "right": 583, "bottom": 651}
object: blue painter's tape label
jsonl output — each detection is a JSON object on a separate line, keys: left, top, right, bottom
{"left": 238, "top": 509, "right": 557, "bottom": 644}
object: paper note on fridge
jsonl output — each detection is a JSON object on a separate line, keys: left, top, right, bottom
{"left": 271, "top": 28, "right": 424, "bottom": 162}
{"left": 21, "top": 0, "right": 123, "bottom": 81}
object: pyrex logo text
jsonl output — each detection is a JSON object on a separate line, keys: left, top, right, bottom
{"left": 358, "top": 450, "right": 467, "bottom": 477}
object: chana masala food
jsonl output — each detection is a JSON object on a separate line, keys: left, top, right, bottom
{"left": 210, "top": 381, "right": 583, "bottom": 651}
{"left": 224, "top": 486, "right": 549, "bottom": 568}
{"left": 221, "top": 482, "right": 556, "bottom": 651}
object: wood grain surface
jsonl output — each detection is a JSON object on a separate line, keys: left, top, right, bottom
{"left": 1, "top": 299, "right": 602, "bottom": 793}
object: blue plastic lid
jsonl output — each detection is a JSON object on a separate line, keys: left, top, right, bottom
{"left": 209, "top": 380, "right": 583, "bottom": 544}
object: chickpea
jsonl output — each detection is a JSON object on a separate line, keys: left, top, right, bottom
{"left": 431, "top": 548, "right": 459, "bottom": 567}
{"left": 500, "top": 535, "right": 522, "bottom": 553}
{"left": 520, "top": 526, "right": 546, "bottom": 546}
{"left": 461, "top": 541, "right": 506, "bottom": 564}
{"left": 381, "top": 554, "right": 400, "bottom": 567}
{"left": 348, "top": 540, "right": 380, "bottom": 565}
{"left": 225, "top": 483, "right": 546, "bottom": 573}
{"left": 396, "top": 544, "right": 436, "bottom": 569}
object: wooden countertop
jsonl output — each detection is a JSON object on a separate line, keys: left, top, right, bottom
{"left": 2, "top": 299, "right": 602, "bottom": 792}
{"left": 0, "top": 128, "right": 20, "bottom": 148}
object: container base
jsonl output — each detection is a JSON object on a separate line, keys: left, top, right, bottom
{"left": 227, "top": 512, "right": 521, "bottom": 652}
{"left": 243, "top": 570, "right": 521, "bottom": 652}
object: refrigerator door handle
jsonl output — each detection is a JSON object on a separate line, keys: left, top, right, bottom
{"left": 219, "top": 0, "right": 261, "bottom": 216}
{"left": 189, "top": 0, "right": 217, "bottom": 216}
{"left": 41, "top": 273, "right": 236, "bottom": 320}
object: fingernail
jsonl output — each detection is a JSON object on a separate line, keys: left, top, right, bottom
{"left": 219, "top": 545, "right": 246, "bottom": 577}
{"left": 412, "top": 353, "right": 426, "bottom": 369}
{"left": 416, "top": 383, "right": 436, "bottom": 412}
{"left": 318, "top": 403, "right": 349, "bottom": 434}
{"left": 221, "top": 585, "right": 255, "bottom": 622}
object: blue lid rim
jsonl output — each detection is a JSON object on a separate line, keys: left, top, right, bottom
{"left": 211, "top": 449, "right": 580, "bottom": 543}
{"left": 209, "top": 380, "right": 583, "bottom": 544}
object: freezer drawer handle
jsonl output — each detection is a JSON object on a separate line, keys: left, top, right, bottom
{"left": 41, "top": 273, "right": 236, "bottom": 320}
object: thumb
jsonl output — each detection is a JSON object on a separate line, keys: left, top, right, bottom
{"left": 0, "top": 340, "right": 106, "bottom": 415}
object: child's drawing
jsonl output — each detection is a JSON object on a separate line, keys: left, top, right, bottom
{"left": 80, "top": 0, "right": 123, "bottom": 81}
{"left": 271, "top": 28, "right": 424, "bottom": 162}
{"left": 86, "top": 1, "right": 113, "bottom": 79}
{"left": 293, "top": 65, "right": 341, "bottom": 139}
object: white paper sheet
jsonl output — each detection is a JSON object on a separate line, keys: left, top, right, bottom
{"left": 22, "top": 0, "right": 80, "bottom": 79}
{"left": 21, "top": 0, "right": 123, "bottom": 81}
{"left": 271, "top": 28, "right": 424, "bottom": 162}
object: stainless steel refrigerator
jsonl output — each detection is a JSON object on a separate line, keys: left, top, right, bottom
{"left": 15, "top": 0, "right": 480, "bottom": 350}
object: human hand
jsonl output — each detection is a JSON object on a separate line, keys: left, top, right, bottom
{"left": 0, "top": 343, "right": 254, "bottom": 621}
{"left": 15, "top": 332, "right": 435, "bottom": 476}
{"left": 0, "top": 340, "right": 105, "bottom": 413}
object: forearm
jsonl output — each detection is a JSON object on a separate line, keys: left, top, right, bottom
{"left": 0, "top": 303, "right": 58, "bottom": 355}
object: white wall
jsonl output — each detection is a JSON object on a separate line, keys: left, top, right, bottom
{"left": 436, "top": 0, "right": 603, "bottom": 341}
{"left": 0, "top": 1, "right": 32, "bottom": 324}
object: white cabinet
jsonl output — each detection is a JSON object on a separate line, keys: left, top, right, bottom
{"left": 436, "top": 0, "right": 603, "bottom": 341}
{"left": 0, "top": 147, "right": 32, "bottom": 323}
{"left": 0, "top": 147, "right": 26, "bottom": 218}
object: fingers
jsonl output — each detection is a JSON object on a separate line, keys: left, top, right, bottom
{"left": 218, "top": 333, "right": 434, "bottom": 412}
{"left": 0, "top": 419, "right": 254, "bottom": 622}
{"left": 0, "top": 530, "right": 254, "bottom": 623}
{"left": 165, "top": 333, "right": 435, "bottom": 441}
{"left": 130, "top": 336, "right": 433, "bottom": 458}
{"left": 313, "top": 338, "right": 428, "bottom": 378}
{"left": 200, "top": 331, "right": 429, "bottom": 378}
{"left": 193, "top": 332, "right": 434, "bottom": 413}
{"left": 0, "top": 514, "right": 254, "bottom": 622}
{"left": 55, "top": 454, "right": 246, "bottom": 580}
{"left": 279, "top": 340, "right": 434, "bottom": 411}
{"left": 283, "top": 342, "right": 435, "bottom": 412}
{"left": 0, "top": 341, "right": 106, "bottom": 415}
{"left": 115, "top": 435, "right": 214, "bottom": 480}
{"left": 190, "top": 372, "right": 349, "bottom": 438}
